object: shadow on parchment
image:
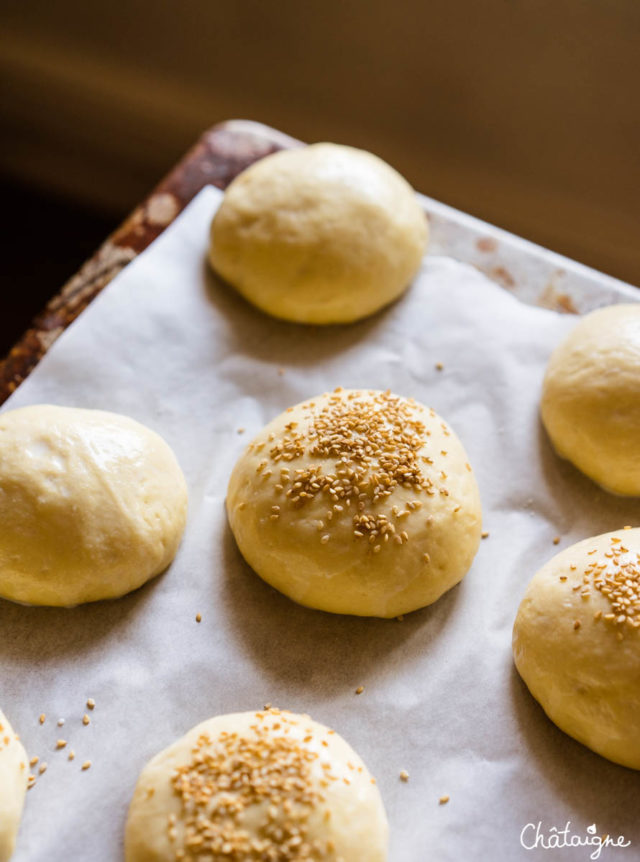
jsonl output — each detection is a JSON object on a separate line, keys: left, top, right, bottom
{"left": 202, "top": 260, "right": 413, "bottom": 368}
{"left": 0, "top": 572, "right": 161, "bottom": 667}
{"left": 219, "top": 520, "right": 463, "bottom": 693}
{"left": 508, "top": 665, "right": 640, "bottom": 844}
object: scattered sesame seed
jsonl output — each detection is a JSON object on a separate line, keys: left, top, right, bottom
{"left": 38, "top": 714, "right": 45, "bottom": 725}
{"left": 82, "top": 715, "right": 90, "bottom": 726}
{"left": 237, "top": 428, "right": 245, "bottom": 434}
{"left": 87, "top": 699, "right": 95, "bottom": 710}
{"left": 435, "top": 362, "right": 444, "bottom": 371}
{"left": 56, "top": 740, "right": 67, "bottom": 750}
{"left": 573, "top": 620, "right": 581, "bottom": 630}
{"left": 399, "top": 770, "right": 410, "bottom": 782}
{"left": 57, "top": 718, "right": 65, "bottom": 727}
{"left": 81, "top": 760, "right": 91, "bottom": 771}
{"left": 195, "top": 613, "right": 202, "bottom": 623}
{"left": 68, "top": 750, "right": 75, "bottom": 761}
{"left": 481, "top": 531, "right": 489, "bottom": 539}
{"left": 355, "top": 686, "right": 364, "bottom": 695}
{"left": 553, "top": 536, "right": 560, "bottom": 545}
{"left": 38, "top": 762, "right": 47, "bottom": 775}
{"left": 29, "top": 756, "right": 39, "bottom": 767}
{"left": 439, "top": 795, "right": 450, "bottom": 805}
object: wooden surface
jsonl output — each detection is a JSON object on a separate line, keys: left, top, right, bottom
{"left": 0, "top": 121, "right": 300, "bottom": 407}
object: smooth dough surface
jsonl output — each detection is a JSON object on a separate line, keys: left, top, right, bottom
{"left": 209, "top": 143, "right": 428, "bottom": 324}
{"left": 513, "top": 528, "right": 640, "bottom": 769}
{"left": 125, "top": 708, "right": 388, "bottom": 861}
{"left": 541, "top": 303, "right": 640, "bottom": 495}
{"left": 227, "top": 389, "right": 482, "bottom": 617}
{"left": 0, "top": 405, "right": 188, "bottom": 606}
{"left": 0, "top": 709, "right": 28, "bottom": 862}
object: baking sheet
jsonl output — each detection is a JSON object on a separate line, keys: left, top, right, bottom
{"left": 2, "top": 186, "right": 639, "bottom": 861}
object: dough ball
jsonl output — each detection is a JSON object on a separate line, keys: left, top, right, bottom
{"left": 209, "top": 143, "right": 428, "bottom": 324}
{"left": 227, "top": 389, "right": 482, "bottom": 617}
{"left": 513, "top": 528, "right": 640, "bottom": 769}
{"left": 541, "top": 303, "right": 640, "bottom": 495}
{"left": 0, "top": 405, "right": 188, "bottom": 606}
{"left": 125, "top": 708, "right": 388, "bottom": 861}
{"left": 0, "top": 709, "right": 28, "bottom": 862}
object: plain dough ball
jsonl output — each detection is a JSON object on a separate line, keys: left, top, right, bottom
{"left": 125, "top": 708, "right": 388, "bottom": 861}
{"left": 227, "top": 389, "right": 482, "bottom": 617}
{"left": 0, "top": 709, "right": 28, "bottom": 862}
{"left": 209, "top": 143, "right": 428, "bottom": 324}
{"left": 0, "top": 405, "right": 188, "bottom": 606}
{"left": 541, "top": 303, "right": 640, "bottom": 495}
{"left": 513, "top": 528, "right": 640, "bottom": 769}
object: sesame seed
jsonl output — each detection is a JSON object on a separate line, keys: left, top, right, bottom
{"left": 68, "top": 750, "right": 75, "bottom": 761}
{"left": 81, "top": 760, "right": 91, "bottom": 771}
{"left": 87, "top": 699, "right": 95, "bottom": 710}
{"left": 82, "top": 715, "right": 90, "bottom": 726}
{"left": 481, "top": 531, "right": 489, "bottom": 539}
{"left": 355, "top": 686, "right": 364, "bottom": 695}
{"left": 195, "top": 613, "right": 202, "bottom": 623}
{"left": 435, "top": 362, "right": 444, "bottom": 371}
{"left": 57, "top": 718, "right": 65, "bottom": 727}
{"left": 38, "top": 762, "right": 47, "bottom": 775}
{"left": 237, "top": 428, "right": 245, "bottom": 434}
{"left": 573, "top": 620, "right": 581, "bottom": 630}
{"left": 38, "top": 714, "right": 45, "bottom": 725}
{"left": 399, "top": 770, "right": 410, "bottom": 782}
{"left": 553, "top": 536, "right": 560, "bottom": 545}
{"left": 56, "top": 740, "right": 67, "bottom": 750}
{"left": 29, "top": 756, "right": 39, "bottom": 767}
{"left": 439, "top": 795, "right": 450, "bottom": 805}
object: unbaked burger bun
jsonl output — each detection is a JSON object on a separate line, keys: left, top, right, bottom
{"left": 0, "top": 405, "right": 188, "bottom": 606}
{"left": 541, "top": 303, "right": 640, "bottom": 495}
{"left": 209, "top": 143, "right": 428, "bottom": 324}
{"left": 513, "top": 528, "right": 640, "bottom": 769}
{"left": 125, "top": 708, "right": 388, "bottom": 861}
{"left": 227, "top": 388, "right": 482, "bottom": 617}
{"left": 0, "top": 709, "right": 28, "bottom": 862}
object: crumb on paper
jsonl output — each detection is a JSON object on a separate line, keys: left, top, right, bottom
{"left": 439, "top": 794, "right": 450, "bottom": 805}
{"left": 481, "top": 531, "right": 489, "bottom": 539}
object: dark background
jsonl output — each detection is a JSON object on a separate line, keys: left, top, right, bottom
{"left": 1, "top": 1, "right": 639, "bottom": 356}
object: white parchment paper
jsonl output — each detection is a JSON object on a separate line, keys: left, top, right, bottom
{"left": 2, "top": 187, "right": 639, "bottom": 862}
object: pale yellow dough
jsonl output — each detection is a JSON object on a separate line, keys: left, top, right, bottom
{"left": 227, "top": 389, "right": 482, "bottom": 617}
{"left": 0, "top": 709, "right": 28, "bottom": 862}
{"left": 125, "top": 708, "right": 388, "bottom": 861}
{"left": 209, "top": 143, "right": 428, "bottom": 324}
{"left": 513, "top": 528, "right": 640, "bottom": 769}
{"left": 0, "top": 405, "right": 188, "bottom": 606}
{"left": 541, "top": 303, "right": 640, "bottom": 495}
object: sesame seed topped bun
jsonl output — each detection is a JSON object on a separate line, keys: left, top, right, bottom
{"left": 227, "top": 389, "right": 482, "bottom": 618}
{"left": 125, "top": 708, "right": 388, "bottom": 861}
{"left": 541, "top": 303, "right": 640, "bottom": 496}
{"left": 209, "top": 143, "right": 428, "bottom": 324}
{"left": 513, "top": 528, "right": 640, "bottom": 770}
{"left": 0, "top": 709, "right": 28, "bottom": 862}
